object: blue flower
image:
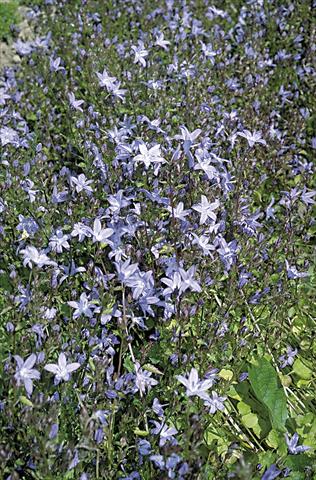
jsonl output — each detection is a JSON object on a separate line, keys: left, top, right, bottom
{"left": 167, "top": 202, "right": 190, "bottom": 221}
{"left": 134, "top": 143, "right": 165, "bottom": 169}
{"left": 285, "top": 432, "right": 310, "bottom": 455}
{"left": 204, "top": 391, "right": 227, "bottom": 413}
{"left": 90, "top": 219, "right": 114, "bottom": 244}
{"left": 134, "top": 362, "right": 158, "bottom": 395}
{"left": 44, "top": 353, "right": 80, "bottom": 382}
{"left": 192, "top": 195, "right": 219, "bottom": 225}
{"left": 68, "top": 292, "right": 96, "bottom": 319}
{"left": 131, "top": 41, "right": 149, "bottom": 67}
{"left": 68, "top": 92, "right": 84, "bottom": 112}
{"left": 20, "top": 246, "right": 57, "bottom": 269}
{"left": 150, "top": 454, "right": 165, "bottom": 469}
{"left": 261, "top": 464, "right": 281, "bottom": 480}
{"left": 14, "top": 354, "right": 40, "bottom": 396}
{"left": 279, "top": 346, "right": 297, "bottom": 368}
{"left": 155, "top": 33, "right": 170, "bottom": 50}
{"left": 138, "top": 439, "right": 151, "bottom": 456}
{"left": 96, "top": 68, "right": 116, "bottom": 89}
{"left": 16, "top": 215, "right": 39, "bottom": 237}
{"left": 49, "top": 423, "right": 59, "bottom": 440}
{"left": 237, "top": 129, "right": 266, "bottom": 147}
{"left": 176, "top": 368, "right": 213, "bottom": 401}
{"left": 151, "top": 421, "right": 178, "bottom": 447}
{"left": 70, "top": 173, "right": 93, "bottom": 194}
{"left": 0, "top": 126, "right": 19, "bottom": 146}
{"left": 285, "top": 260, "right": 309, "bottom": 280}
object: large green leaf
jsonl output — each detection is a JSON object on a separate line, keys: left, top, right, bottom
{"left": 248, "top": 357, "right": 288, "bottom": 432}
{"left": 285, "top": 454, "right": 313, "bottom": 470}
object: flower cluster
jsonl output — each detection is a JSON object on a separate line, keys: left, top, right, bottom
{"left": 0, "top": 0, "right": 315, "bottom": 478}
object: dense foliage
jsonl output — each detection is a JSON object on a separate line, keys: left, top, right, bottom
{"left": 0, "top": 1, "right": 20, "bottom": 41}
{"left": 0, "top": 0, "right": 315, "bottom": 478}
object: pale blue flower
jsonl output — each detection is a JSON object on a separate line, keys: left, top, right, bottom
{"left": 68, "top": 292, "right": 95, "bottom": 319}
{"left": 176, "top": 368, "right": 213, "bottom": 400}
{"left": 301, "top": 187, "right": 316, "bottom": 206}
{"left": 68, "top": 92, "right": 84, "bottom": 112}
{"left": 107, "top": 190, "right": 131, "bottom": 215}
{"left": 111, "top": 82, "right": 127, "bottom": 101}
{"left": 192, "top": 195, "right": 219, "bottom": 225}
{"left": 194, "top": 155, "right": 219, "bottom": 181}
{"left": 178, "top": 266, "right": 201, "bottom": 294}
{"left": 285, "top": 260, "right": 309, "bottom": 280}
{"left": 14, "top": 354, "right": 40, "bottom": 396}
{"left": 50, "top": 56, "right": 64, "bottom": 72}
{"left": 90, "top": 219, "right": 114, "bottom": 243}
{"left": 176, "top": 125, "right": 202, "bottom": 167}
{"left": 49, "top": 229, "right": 70, "bottom": 253}
{"left": 49, "top": 423, "right": 59, "bottom": 439}
{"left": 16, "top": 215, "right": 39, "bottom": 236}
{"left": 261, "top": 464, "right": 281, "bottom": 480}
{"left": 204, "top": 391, "right": 226, "bottom": 413}
{"left": 44, "top": 352, "right": 80, "bottom": 382}
{"left": 150, "top": 454, "right": 165, "bottom": 469}
{"left": 70, "top": 173, "right": 93, "bottom": 194}
{"left": 237, "top": 129, "right": 266, "bottom": 147}
{"left": 155, "top": 33, "right": 170, "bottom": 50}
{"left": 151, "top": 421, "right": 178, "bottom": 446}
{"left": 20, "top": 246, "right": 57, "bottom": 269}
{"left": 115, "top": 258, "right": 139, "bottom": 283}
{"left": 266, "top": 196, "right": 276, "bottom": 220}
{"left": 71, "top": 222, "right": 92, "bottom": 242}
{"left": 279, "top": 346, "right": 297, "bottom": 368}
{"left": 152, "top": 398, "right": 166, "bottom": 417}
{"left": 96, "top": 69, "right": 116, "bottom": 89}
{"left": 134, "top": 143, "right": 165, "bottom": 169}
{"left": 0, "top": 126, "right": 19, "bottom": 146}
{"left": 138, "top": 439, "right": 151, "bottom": 456}
{"left": 134, "top": 362, "right": 158, "bottom": 394}
{"left": 192, "top": 234, "right": 215, "bottom": 256}
{"left": 131, "top": 41, "right": 149, "bottom": 67}
{"left": 167, "top": 202, "right": 190, "bottom": 221}
{"left": 285, "top": 432, "right": 310, "bottom": 454}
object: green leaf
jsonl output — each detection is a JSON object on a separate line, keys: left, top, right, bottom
{"left": 258, "top": 451, "right": 277, "bottom": 471}
{"left": 0, "top": 306, "right": 13, "bottom": 316}
{"left": 285, "top": 454, "right": 313, "bottom": 470}
{"left": 248, "top": 357, "right": 288, "bottom": 432}
{"left": 26, "top": 113, "right": 37, "bottom": 121}
{"left": 143, "top": 364, "right": 163, "bottom": 375}
{"left": 227, "top": 385, "right": 241, "bottom": 400}
{"left": 296, "top": 413, "right": 314, "bottom": 427}
{"left": 219, "top": 369, "right": 233, "bottom": 381}
{"left": 292, "top": 358, "right": 313, "bottom": 380}
{"left": 88, "top": 357, "right": 95, "bottom": 372}
{"left": 0, "top": 273, "right": 12, "bottom": 292}
{"left": 62, "top": 471, "right": 75, "bottom": 480}
{"left": 266, "top": 429, "right": 281, "bottom": 449}
{"left": 134, "top": 428, "right": 149, "bottom": 437}
{"left": 123, "top": 356, "right": 134, "bottom": 372}
{"left": 237, "top": 401, "right": 251, "bottom": 415}
{"left": 241, "top": 413, "right": 258, "bottom": 429}
{"left": 19, "top": 396, "right": 33, "bottom": 407}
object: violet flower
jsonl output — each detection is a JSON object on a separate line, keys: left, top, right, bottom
{"left": 14, "top": 354, "right": 40, "bottom": 396}
{"left": 44, "top": 353, "right": 80, "bottom": 382}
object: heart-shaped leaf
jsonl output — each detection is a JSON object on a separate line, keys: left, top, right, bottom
{"left": 248, "top": 357, "right": 288, "bottom": 432}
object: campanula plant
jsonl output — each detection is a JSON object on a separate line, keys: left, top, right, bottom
{"left": 0, "top": 0, "right": 315, "bottom": 478}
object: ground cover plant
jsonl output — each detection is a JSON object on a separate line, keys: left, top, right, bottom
{"left": 0, "top": 0, "right": 316, "bottom": 478}
{"left": 0, "top": 1, "right": 20, "bottom": 41}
